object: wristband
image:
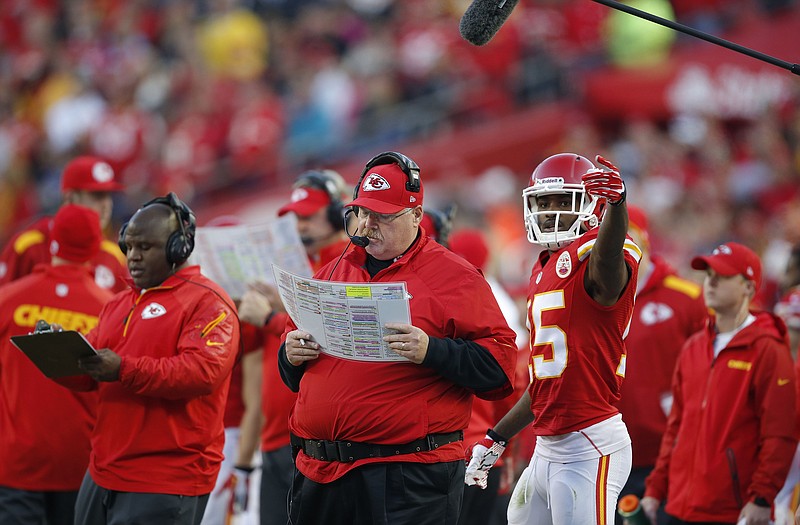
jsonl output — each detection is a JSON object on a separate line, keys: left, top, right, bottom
{"left": 486, "top": 428, "right": 508, "bottom": 445}
{"left": 753, "top": 496, "right": 770, "bottom": 508}
{"left": 608, "top": 187, "right": 626, "bottom": 206}
{"left": 264, "top": 311, "right": 275, "bottom": 327}
{"left": 234, "top": 465, "right": 255, "bottom": 474}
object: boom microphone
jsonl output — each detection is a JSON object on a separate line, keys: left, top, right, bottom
{"left": 459, "top": 0, "right": 521, "bottom": 46}
{"left": 344, "top": 209, "right": 370, "bottom": 248}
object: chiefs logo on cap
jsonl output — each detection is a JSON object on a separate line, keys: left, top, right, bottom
{"left": 362, "top": 173, "right": 390, "bottom": 192}
{"left": 92, "top": 161, "right": 115, "bottom": 183}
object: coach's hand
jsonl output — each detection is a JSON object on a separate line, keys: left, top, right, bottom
{"left": 384, "top": 323, "right": 429, "bottom": 364}
{"left": 285, "top": 330, "right": 320, "bottom": 366}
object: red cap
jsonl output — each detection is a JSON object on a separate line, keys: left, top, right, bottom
{"left": 346, "top": 163, "right": 424, "bottom": 214}
{"left": 205, "top": 215, "right": 242, "bottom": 227}
{"left": 627, "top": 205, "right": 650, "bottom": 247}
{"left": 449, "top": 228, "right": 490, "bottom": 271}
{"left": 277, "top": 187, "right": 331, "bottom": 217}
{"left": 775, "top": 288, "right": 800, "bottom": 330}
{"left": 61, "top": 156, "right": 124, "bottom": 193}
{"left": 691, "top": 242, "right": 762, "bottom": 290}
{"left": 50, "top": 204, "right": 102, "bottom": 263}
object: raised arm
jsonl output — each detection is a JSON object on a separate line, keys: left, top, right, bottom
{"left": 581, "top": 155, "right": 631, "bottom": 306}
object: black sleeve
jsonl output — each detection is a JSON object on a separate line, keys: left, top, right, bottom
{"left": 421, "top": 336, "right": 508, "bottom": 392}
{"left": 278, "top": 342, "right": 305, "bottom": 392}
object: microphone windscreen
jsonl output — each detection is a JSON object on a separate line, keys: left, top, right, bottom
{"left": 459, "top": 0, "right": 520, "bottom": 46}
{"left": 351, "top": 236, "right": 370, "bottom": 248}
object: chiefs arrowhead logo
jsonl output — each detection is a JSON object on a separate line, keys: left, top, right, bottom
{"left": 141, "top": 302, "right": 167, "bottom": 319}
{"left": 362, "top": 173, "right": 390, "bottom": 192}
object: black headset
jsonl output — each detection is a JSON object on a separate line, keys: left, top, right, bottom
{"left": 118, "top": 192, "right": 197, "bottom": 266}
{"left": 424, "top": 203, "right": 458, "bottom": 248}
{"left": 352, "top": 151, "right": 421, "bottom": 202}
{"left": 294, "top": 170, "right": 345, "bottom": 231}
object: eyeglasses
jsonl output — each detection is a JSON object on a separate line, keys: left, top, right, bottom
{"left": 356, "top": 207, "right": 413, "bottom": 224}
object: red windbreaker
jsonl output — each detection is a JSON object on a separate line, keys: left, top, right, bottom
{"left": 59, "top": 266, "right": 240, "bottom": 495}
{"left": 259, "top": 238, "right": 350, "bottom": 453}
{"left": 287, "top": 234, "right": 517, "bottom": 483}
{"left": 0, "top": 216, "right": 129, "bottom": 292}
{"left": 0, "top": 264, "right": 113, "bottom": 491}
{"left": 616, "top": 256, "right": 708, "bottom": 468}
{"left": 645, "top": 312, "right": 798, "bottom": 522}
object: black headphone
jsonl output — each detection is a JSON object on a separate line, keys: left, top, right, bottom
{"left": 352, "top": 151, "right": 421, "bottom": 202}
{"left": 295, "top": 170, "right": 345, "bottom": 231}
{"left": 424, "top": 204, "right": 458, "bottom": 248}
{"left": 118, "top": 192, "right": 197, "bottom": 266}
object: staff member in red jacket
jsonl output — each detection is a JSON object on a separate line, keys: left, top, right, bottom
{"left": 230, "top": 168, "right": 354, "bottom": 525}
{"left": 279, "top": 151, "right": 517, "bottom": 525}
{"left": 614, "top": 207, "right": 707, "bottom": 524}
{"left": 643, "top": 242, "right": 798, "bottom": 525}
{"left": 0, "top": 156, "right": 128, "bottom": 292}
{"left": 56, "top": 193, "right": 240, "bottom": 525}
{"left": 0, "top": 204, "right": 114, "bottom": 525}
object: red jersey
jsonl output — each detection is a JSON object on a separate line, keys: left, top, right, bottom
{"left": 0, "top": 216, "right": 129, "bottom": 292}
{"left": 288, "top": 235, "right": 517, "bottom": 483}
{"left": 527, "top": 229, "right": 640, "bottom": 435}
{"left": 59, "top": 267, "right": 240, "bottom": 496}
{"left": 645, "top": 312, "right": 797, "bottom": 521}
{"left": 0, "top": 264, "right": 113, "bottom": 490}
{"left": 616, "top": 256, "right": 707, "bottom": 468}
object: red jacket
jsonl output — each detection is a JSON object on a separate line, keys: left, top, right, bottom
{"left": 0, "top": 216, "right": 129, "bottom": 293}
{"left": 259, "top": 238, "right": 350, "bottom": 453}
{"left": 59, "top": 267, "right": 240, "bottom": 495}
{"left": 285, "top": 234, "right": 517, "bottom": 483}
{"left": 0, "top": 264, "right": 113, "bottom": 490}
{"left": 645, "top": 312, "right": 798, "bottom": 521}
{"left": 616, "top": 256, "right": 708, "bottom": 468}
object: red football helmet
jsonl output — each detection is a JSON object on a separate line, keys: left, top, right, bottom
{"left": 522, "top": 153, "right": 605, "bottom": 250}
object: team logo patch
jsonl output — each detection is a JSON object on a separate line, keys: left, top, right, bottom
{"left": 362, "top": 173, "right": 390, "bottom": 192}
{"left": 712, "top": 244, "right": 732, "bottom": 255}
{"left": 141, "top": 302, "right": 167, "bottom": 319}
{"left": 640, "top": 302, "right": 674, "bottom": 325}
{"left": 56, "top": 283, "right": 69, "bottom": 297}
{"left": 556, "top": 251, "right": 572, "bottom": 278}
{"left": 92, "top": 161, "right": 114, "bottom": 183}
{"left": 290, "top": 188, "right": 309, "bottom": 202}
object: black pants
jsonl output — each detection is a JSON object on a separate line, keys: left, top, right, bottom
{"left": 0, "top": 485, "right": 77, "bottom": 525}
{"left": 289, "top": 460, "right": 465, "bottom": 525}
{"left": 458, "top": 466, "right": 503, "bottom": 525}
{"left": 74, "top": 472, "right": 210, "bottom": 525}
{"left": 260, "top": 445, "right": 294, "bottom": 525}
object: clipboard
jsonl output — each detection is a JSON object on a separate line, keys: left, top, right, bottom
{"left": 10, "top": 331, "right": 98, "bottom": 378}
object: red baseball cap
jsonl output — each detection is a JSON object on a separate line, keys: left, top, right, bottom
{"left": 50, "top": 204, "right": 102, "bottom": 263}
{"left": 691, "top": 242, "right": 762, "bottom": 290}
{"left": 449, "top": 228, "right": 490, "bottom": 271}
{"left": 627, "top": 205, "right": 650, "bottom": 248}
{"left": 346, "top": 163, "right": 424, "bottom": 214}
{"left": 277, "top": 187, "right": 331, "bottom": 217}
{"left": 61, "top": 156, "right": 125, "bottom": 193}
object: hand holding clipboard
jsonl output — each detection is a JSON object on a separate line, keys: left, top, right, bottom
{"left": 10, "top": 320, "right": 98, "bottom": 378}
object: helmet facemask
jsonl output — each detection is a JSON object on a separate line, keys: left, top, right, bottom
{"left": 523, "top": 179, "right": 601, "bottom": 250}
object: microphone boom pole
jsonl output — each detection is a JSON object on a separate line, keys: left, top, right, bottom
{"left": 591, "top": 0, "right": 800, "bottom": 75}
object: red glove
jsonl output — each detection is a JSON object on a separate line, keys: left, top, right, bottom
{"left": 465, "top": 433, "right": 507, "bottom": 489}
{"left": 581, "top": 155, "right": 626, "bottom": 205}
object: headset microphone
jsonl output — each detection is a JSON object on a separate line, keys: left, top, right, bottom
{"left": 344, "top": 209, "right": 370, "bottom": 248}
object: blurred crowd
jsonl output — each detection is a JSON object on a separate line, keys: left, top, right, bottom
{"left": 1, "top": 0, "right": 799, "bottom": 308}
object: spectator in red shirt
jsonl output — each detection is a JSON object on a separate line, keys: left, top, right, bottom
{"left": 0, "top": 204, "right": 114, "bottom": 525}
{"left": 0, "top": 156, "right": 128, "bottom": 292}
